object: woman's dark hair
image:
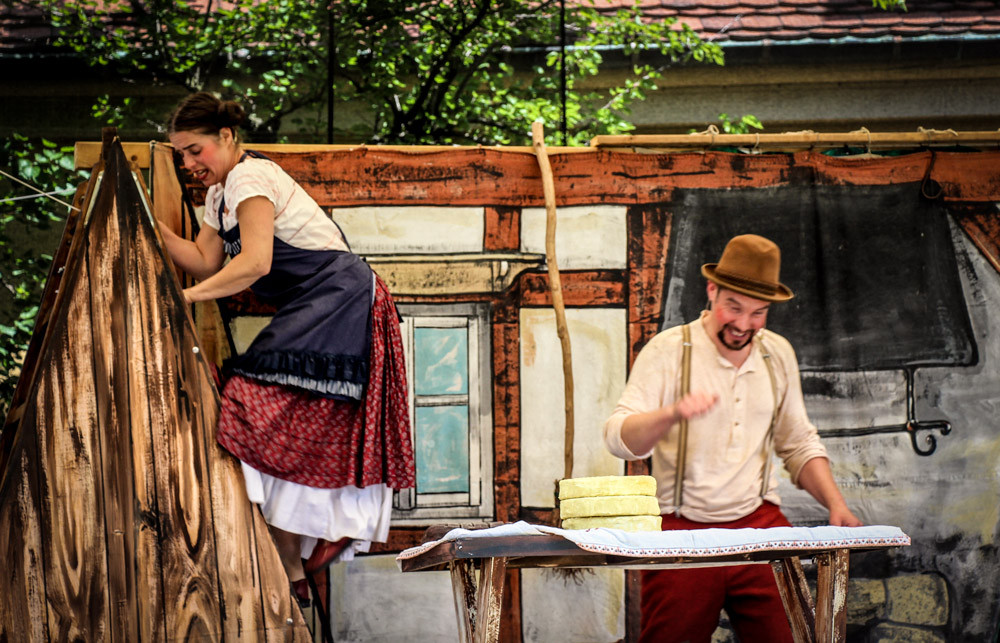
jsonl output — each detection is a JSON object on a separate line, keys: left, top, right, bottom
{"left": 168, "top": 92, "right": 246, "bottom": 138}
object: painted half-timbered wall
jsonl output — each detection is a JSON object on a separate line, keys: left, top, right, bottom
{"left": 171, "top": 146, "right": 1000, "bottom": 642}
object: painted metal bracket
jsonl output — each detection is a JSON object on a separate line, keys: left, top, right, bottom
{"left": 818, "top": 368, "right": 951, "bottom": 456}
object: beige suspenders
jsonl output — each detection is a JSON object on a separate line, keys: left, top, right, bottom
{"left": 672, "top": 323, "right": 694, "bottom": 514}
{"left": 672, "top": 323, "right": 780, "bottom": 516}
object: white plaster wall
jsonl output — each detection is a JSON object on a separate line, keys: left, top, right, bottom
{"left": 519, "top": 308, "right": 627, "bottom": 508}
{"left": 331, "top": 206, "right": 485, "bottom": 254}
{"left": 329, "top": 554, "right": 460, "bottom": 641}
{"left": 520, "top": 205, "right": 627, "bottom": 270}
{"left": 521, "top": 568, "right": 625, "bottom": 642}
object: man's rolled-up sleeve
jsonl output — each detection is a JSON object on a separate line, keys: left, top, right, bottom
{"left": 770, "top": 337, "right": 829, "bottom": 485}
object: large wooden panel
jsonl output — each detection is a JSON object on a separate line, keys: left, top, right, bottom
{"left": 88, "top": 165, "right": 141, "bottom": 642}
{"left": 0, "top": 430, "right": 47, "bottom": 641}
{"left": 1, "top": 136, "right": 312, "bottom": 641}
{"left": 34, "top": 255, "right": 110, "bottom": 639}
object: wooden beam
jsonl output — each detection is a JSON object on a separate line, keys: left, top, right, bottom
{"left": 591, "top": 130, "right": 1000, "bottom": 152}
{"left": 450, "top": 560, "right": 477, "bottom": 643}
{"left": 474, "top": 557, "right": 508, "bottom": 643}
{"left": 772, "top": 559, "right": 816, "bottom": 643}
{"left": 814, "top": 550, "right": 850, "bottom": 643}
{"left": 74, "top": 141, "right": 593, "bottom": 169}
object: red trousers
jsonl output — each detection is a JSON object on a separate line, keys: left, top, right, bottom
{"left": 639, "top": 502, "right": 794, "bottom": 643}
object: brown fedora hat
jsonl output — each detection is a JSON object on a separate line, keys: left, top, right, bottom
{"left": 701, "top": 234, "right": 794, "bottom": 302}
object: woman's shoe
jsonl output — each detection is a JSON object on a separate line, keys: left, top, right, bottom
{"left": 291, "top": 578, "right": 311, "bottom": 609}
{"left": 303, "top": 537, "right": 352, "bottom": 574}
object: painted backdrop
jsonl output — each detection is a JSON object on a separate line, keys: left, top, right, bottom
{"left": 163, "top": 144, "right": 1000, "bottom": 642}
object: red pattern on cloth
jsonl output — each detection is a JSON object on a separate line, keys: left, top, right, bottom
{"left": 216, "top": 275, "right": 415, "bottom": 489}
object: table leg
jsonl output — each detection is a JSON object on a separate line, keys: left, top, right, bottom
{"left": 814, "top": 549, "right": 850, "bottom": 643}
{"left": 450, "top": 560, "right": 477, "bottom": 643}
{"left": 771, "top": 558, "right": 816, "bottom": 643}
{"left": 474, "top": 557, "right": 508, "bottom": 643}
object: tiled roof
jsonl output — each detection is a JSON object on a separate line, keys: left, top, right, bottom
{"left": 4, "top": 0, "right": 1000, "bottom": 54}
{"left": 0, "top": 3, "right": 51, "bottom": 53}
{"left": 618, "top": 0, "right": 1000, "bottom": 44}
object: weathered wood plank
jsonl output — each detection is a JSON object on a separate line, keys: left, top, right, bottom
{"left": 474, "top": 557, "right": 507, "bottom": 643}
{"left": 116, "top": 142, "right": 225, "bottom": 642}
{"left": 1, "top": 179, "right": 86, "bottom": 465}
{"left": 450, "top": 560, "right": 477, "bottom": 643}
{"left": 815, "top": 550, "right": 850, "bottom": 643}
{"left": 0, "top": 427, "right": 48, "bottom": 641}
{"left": 127, "top": 196, "right": 179, "bottom": 643}
{"left": 89, "top": 168, "right": 142, "bottom": 642}
{"left": 144, "top": 289, "right": 222, "bottom": 640}
{"left": 249, "top": 504, "right": 313, "bottom": 640}
{"left": 772, "top": 560, "right": 815, "bottom": 643}
{"left": 34, "top": 255, "right": 111, "bottom": 640}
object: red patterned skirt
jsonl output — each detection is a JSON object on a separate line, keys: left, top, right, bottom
{"left": 216, "top": 276, "right": 415, "bottom": 490}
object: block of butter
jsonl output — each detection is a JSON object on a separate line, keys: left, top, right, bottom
{"left": 561, "top": 515, "right": 663, "bottom": 532}
{"left": 560, "top": 495, "right": 661, "bottom": 519}
{"left": 558, "top": 475, "right": 657, "bottom": 500}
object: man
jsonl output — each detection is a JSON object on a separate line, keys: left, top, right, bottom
{"left": 603, "top": 234, "right": 862, "bottom": 643}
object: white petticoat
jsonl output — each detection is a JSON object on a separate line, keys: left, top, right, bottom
{"left": 241, "top": 462, "right": 393, "bottom": 562}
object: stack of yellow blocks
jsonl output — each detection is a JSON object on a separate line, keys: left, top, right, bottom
{"left": 558, "top": 475, "right": 663, "bottom": 532}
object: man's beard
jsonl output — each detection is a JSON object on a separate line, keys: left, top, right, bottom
{"left": 717, "top": 323, "right": 756, "bottom": 351}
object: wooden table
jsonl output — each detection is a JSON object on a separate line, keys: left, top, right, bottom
{"left": 399, "top": 529, "right": 903, "bottom": 643}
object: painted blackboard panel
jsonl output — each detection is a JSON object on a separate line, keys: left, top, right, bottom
{"left": 662, "top": 182, "right": 977, "bottom": 371}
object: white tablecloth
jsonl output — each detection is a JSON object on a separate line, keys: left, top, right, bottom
{"left": 397, "top": 521, "right": 909, "bottom": 565}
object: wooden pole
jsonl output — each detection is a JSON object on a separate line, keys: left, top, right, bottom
{"left": 531, "top": 121, "right": 575, "bottom": 482}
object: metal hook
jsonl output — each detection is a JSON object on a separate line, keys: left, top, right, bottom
{"left": 906, "top": 419, "right": 952, "bottom": 456}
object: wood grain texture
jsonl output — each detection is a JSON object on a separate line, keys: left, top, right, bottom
{"left": 0, "top": 181, "right": 85, "bottom": 475}
{"left": 0, "top": 430, "right": 48, "bottom": 641}
{"left": 815, "top": 550, "right": 850, "bottom": 643}
{"left": 35, "top": 256, "right": 111, "bottom": 640}
{"left": 451, "top": 560, "right": 477, "bottom": 643}
{"left": 474, "top": 557, "right": 508, "bottom": 643}
{"left": 772, "top": 560, "right": 816, "bottom": 643}
{"left": 2, "top": 137, "right": 312, "bottom": 642}
{"left": 88, "top": 169, "right": 141, "bottom": 642}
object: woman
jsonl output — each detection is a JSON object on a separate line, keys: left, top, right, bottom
{"left": 160, "top": 92, "right": 415, "bottom": 606}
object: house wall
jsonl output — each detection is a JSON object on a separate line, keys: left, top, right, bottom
{"left": 177, "top": 145, "right": 1000, "bottom": 642}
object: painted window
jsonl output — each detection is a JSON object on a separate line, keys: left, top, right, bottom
{"left": 392, "top": 303, "right": 494, "bottom": 523}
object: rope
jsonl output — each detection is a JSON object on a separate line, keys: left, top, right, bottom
{"left": 3, "top": 188, "right": 76, "bottom": 203}
{"left": 852, "top": 126, "right": 872, "bottom": 155}
{"left": 0, "top": 167, "right": 80, "bottom": 211}
{"left": 917, "top": 127, "right": 958, "bottom": 138}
